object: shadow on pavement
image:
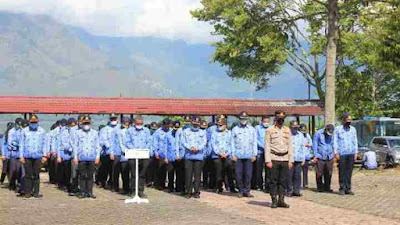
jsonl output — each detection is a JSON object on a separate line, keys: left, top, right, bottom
{"left": 247, "top": 200, "right": 272, "bottom": 207}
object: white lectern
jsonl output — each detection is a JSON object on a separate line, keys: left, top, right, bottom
{"left": 124, "top": 149, "right": 150, "bottom": 204}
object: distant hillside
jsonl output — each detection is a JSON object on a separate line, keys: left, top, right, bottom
{"left": 0, "top": 11, "right": 311, "bottom": 99}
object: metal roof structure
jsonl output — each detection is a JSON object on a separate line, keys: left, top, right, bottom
{"left": 0, "top": 95, "right": 324, "bottom": 116}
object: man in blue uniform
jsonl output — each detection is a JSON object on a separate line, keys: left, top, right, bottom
{"left": 99, "top": 113, "right": 119, "bottom": 189}
{"left": 182, "top": 116, "right": 207, "bottom": 198}
{"left": 202, "top": 120, "right": 215, "bottom": 190}
{"left": 56, "top": 119, "right": 73, "bottom": 193}
{"left": 48, "top": 121, "right": 61, "bottom": 184}
{"left": 253, "top": 116, "right": 270, "bottom": 191}
{"left": 125, "top": 115, "right": 151, "bottom": 198}
{"left": 19, "top": 114, "right": 47, "bottom": 199}
{"left": 112, "top": 117, "right": 131, "bottom": 194}
{"left": 210, "top": 118, "right": 235, "bottom": 193}
{"left": 334, "top": 113, "right": 358, "bottom": 195}
{"left": 7, "top": 118, "right": 24, "bottom": 194}
{"left": 145, "top": 121, "right": 158, "bottom": 187}
{"left": 286, "top": 121, "right": 306, "bottom": 197}
{"left": 68, "top": 117, "right": 80, "bottom": 195}
{"left": 73, "top": 115, "right": 101, "bottom": 199}
{"left": 153, "top": 118, "right": 175, "bottom": 192}
{"left": 299, "top": 124, "right": 312, "bottom": 189}
{"left": 313, "top": 124, "right": 335, "bottom": 192}
{"left": 231, "top": 111, "right": 258, "bottom": 198}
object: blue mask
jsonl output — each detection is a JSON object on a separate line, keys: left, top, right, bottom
{"left": 29, "top": 123, "right": 38, "bottom": 131}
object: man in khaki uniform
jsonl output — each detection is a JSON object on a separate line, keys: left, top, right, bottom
{"left": 265, "top": 110, "right": 293, "bottom": 208}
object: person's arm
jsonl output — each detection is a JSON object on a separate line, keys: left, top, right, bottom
{"left": 175, "top": 129, "right": 181, "bottom": 158}
{"left": 95, "top": 132, "right": 101, "bottom": 160}
{"left": 353, "top": 127, "right": 358, "bottom": 155}
{"left": 256, "top": 126, "right": 264, "bottom": 149}
{"left": 333, "top": 128, "right": 339, "bottom": 155}
{"left": 313, "top": 132, "right": 322, "bottom": 159}
{"left": 230, "top": 128, "right": 236, "bottom": 158}
{"left": 264, "top": 129, "right": 272, "bottom": 163}
{"left": 41, "top": 130, "right": 47, "bottom": 157}
{"left": 210, "top": 132, "right": 221, "bottom": 156}
{"left": 288, "top": 130, "right": 294, "bottom": 163}
{"left": 252, "top": 128, "right": 258, "bottom": 157}
{"left": 124, "top": 129, "right": 134, "bottom": 150}
{"left": 198, "top": 130, "right": 207, "bottom": 152}
{"left": 182, "top": 130, "right": 192, "bottom": 150}
{"left": 19, "top": 131, "right": 25, "bottom": 159}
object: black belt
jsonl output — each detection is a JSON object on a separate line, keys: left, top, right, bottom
{"left": 271, "top": 150, "right": 288, "bottom": 156}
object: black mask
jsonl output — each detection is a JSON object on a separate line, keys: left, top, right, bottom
{"left": 277, "top": 118, "right": 284, "bottom": 125}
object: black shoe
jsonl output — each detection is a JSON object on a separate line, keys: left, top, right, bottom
{"left": 243, "top": 193, "right": 254, "bottom": 198}
{"left": 33, "top": 194, "right": 43, "bottom": 199}
{"left": 345, "top": 190, "right": 355, "bottom": 195}
{"left": 271, "top": 195, "right": 278, "bottom": 209}
{"left": 292, "top": 193, "right": 302, "bottom": 197}
{"left": 230, "top": 189, "right": 238, "bottom": 194}
{"left": 317, "top": 189, "right": 325, "bottom": 193}
{"left": 139, "top": 192, "right": 148, "bottom": 198}
{"left": 215, "top": 189, "right": 223, "bottom": 194}
{"left": 325, "top": 189, "right": 333, "bottom": 193}
{"left": 78, "top": 193, "right": 86, "bottom": 199}
{"left": 277, "top": 196, "right": 290, "bottom": 208}
{"left": 339, "top": 190, "right": 345, "bottom": 195}
{"left": 238, "top": 193, "right": 244, "bottom": 198}
{"left": 87, "top": 193, "right": 96, "bottom": 199}
{"left": 168, "top": 189, "right": 174, "bottom": 193}
{"left": 24, "top": 194, "right": 33, "bottom": 199}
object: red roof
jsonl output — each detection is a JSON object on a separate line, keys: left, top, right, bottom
{"left": 0, "top": 95, "right": 324, "bottom": 116}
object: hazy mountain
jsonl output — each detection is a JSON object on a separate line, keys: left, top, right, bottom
{"left": 0, "top": 11, "right": 312, "bottom": 99}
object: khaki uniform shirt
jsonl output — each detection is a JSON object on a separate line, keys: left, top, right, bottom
{"left": 264, "top": 125, "right": 294, "bottom": 163}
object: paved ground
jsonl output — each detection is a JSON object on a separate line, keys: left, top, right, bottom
{"left": 1, "top": 164, "right": 400, "bottom": 225}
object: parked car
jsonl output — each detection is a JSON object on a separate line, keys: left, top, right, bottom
{"left": 369, "top": 136, "right": 400, "bottom": 166}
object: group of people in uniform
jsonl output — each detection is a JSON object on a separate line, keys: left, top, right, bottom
{"left": 0, "top": 110, "right": 358, "bottom": 208}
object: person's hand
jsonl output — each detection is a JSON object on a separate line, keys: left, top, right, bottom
{"left": 73, "top": 158, "right": 78, "bottom": 164}
{"left": 95, "top": 158, "right": 100, "bottom": 164}
{"left": 190, "top": 147, "right": 196, "bottom": 153}
{"left": 221, "top": 153, "right": 227, "bottom": 159}
{"left": 41, "top": 157, "right": 48, "bottom": 164}
{"left": 302, "top": 161, "right": 305, "bottom": 166}
{"left": 110, "top": 154, "right": 114, "bottom": 160}
{"left": 335, "top": 154, "right": 340, "bottom": 161}
{"left": 155, "top": 154, "right": 160, "bottom": 160}
{"left": 313, "top": 157, "right": 318, "bottom": 164}
{"left": 19, "top": 157, "right": 25, "bottom": 164}
{"left": 47, "top": 154, "right": 51, "bottom": 158}
{"left": 1, "top": 155, "right": 6, "bottom": 161}
{"left": 354, "top": 154, "right": 358, "bottom": 161}
{"left": 175, "top": 157, "right": 180, "bottom": 161}
{"left": 305, "top": 143, "right": 310, "bottom": 147}
{"left": 232, "top": 156, "right": 238, "bottom": 162}
{"left": 251, "top": 157, "right": 256, "bottom": 162}
{"left": 266, "top": 162, "right": 273, "bottom": 168}
{"left": 57, "top": 157, "right": 62, "bottom": 163}
{"left": 164, "top": 158, "right": 169, "bottom": 164}
{"left": 289, "top": 162, "right": 293, "bottom": 169}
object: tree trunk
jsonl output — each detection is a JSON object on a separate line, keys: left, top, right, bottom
{"left": 324, "top": 0, "right": 339, "bottom": 125}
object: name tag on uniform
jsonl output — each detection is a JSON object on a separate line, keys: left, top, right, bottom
{"left": 125, "top": 149, "right": 150, "bottom": 159}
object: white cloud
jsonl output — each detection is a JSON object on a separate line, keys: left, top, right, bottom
{"left": 0, "top": 0, "right": 215, "bottom": 43}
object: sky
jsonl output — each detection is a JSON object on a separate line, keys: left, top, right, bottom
{"left": 0, "top": 0, "right": 215, "bottom": 43}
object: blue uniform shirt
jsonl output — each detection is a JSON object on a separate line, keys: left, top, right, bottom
{"left": 292, "top": 131, "right": 306, "bottom": 162}
{"left": 205, "top": 125, "right": 217, "bottom": 158}
{"left": 363, "top": 151, "right": 377, "bottom": 169}
{"left": 99, "top": 125, "right": 118, "bottom": 156}
{"left": 7, "top": 127, "right": 22, "bottom": 159}
{"left": 153, "top": 128, "right": 175, "bottom": 162}
{"left": 210, "top": 129, "right": 232, "bottom": 159}
{"left": 174, "top": 127, "right": 185, "bottom": 159}
{"left": 182, "top": 128, "right": 207, "bottom": 161}
{"left": 20, "top": 126, "right": 47, "bottom": 159}
{"left": 255, "top": 124, "right": 268, "bottom": 155}
{"left": 57, "top": 127, "right": 73, "bottom": 160}
{"left": 313, "top": 129, "right": 334, "bottom": 160}
{"left": 334, "top": 125, "right": 358, "bottom": 156}
{"left": 113, "top": 127, "right": 129, "bottom": 162}
{"left": 303, "top": 133, "right": 313, "bottom": 160}
{"left": 73, "top": 129, "right": 101, "bottom": 161}
{"left": 125, "top": 127, "right": 152, "bottom": 156}
{"left": 231, "top": 125, "right": 257, "bottom": 159}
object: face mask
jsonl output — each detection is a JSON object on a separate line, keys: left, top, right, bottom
{"left": 110, "top": 121, "right": 118, "bottom": 126}
{"left": 83, "top": 125, "right": 90, "bottom": 131}
{"left": 262, "top": 123, "right": 269, "bottom": 127}
{"left": 240, "top": 119, "right": 248, "bottom": 126}
{"left": 29, "top": 123, "right": 38, "bottom": 130}
{"left": 276, "top": 118, "right": 284, "bottom": 125}
{"left": 345, "top": 122, "right": 351, "bottom": 127}
{"left": 135, "top": 125, "right": 143, "bottom": 130}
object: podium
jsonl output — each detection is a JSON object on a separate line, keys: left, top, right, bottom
{"left": 124, "top": 149, "right": 150, "bottom": 204}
